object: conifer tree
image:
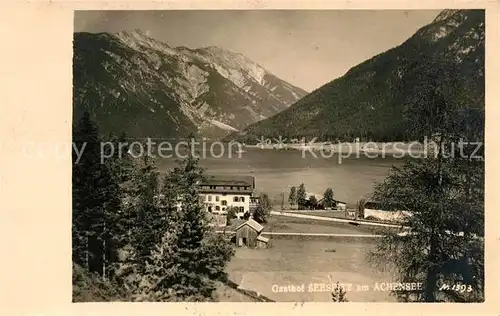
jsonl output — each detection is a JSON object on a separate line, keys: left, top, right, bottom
{"left": 143, "top": 154, "right": 234, "bottom": 301}
{"left": 129, "top": 152, "right": 165, "bottom": 263}
{"left": 106, "top": 132, "right": 135, "bottom": 187}
{"left": 253, "top": 193, "right": 271, "bottom": 223}
{"left": 288, "top": 186, "right": 297, "bottom": 208}
{"left": 297, "top": 183, "right": 307, "bottom": 209}
{"left": 308, "top": 195, "right": 318, "bottom": 210}
{"left": 331, "top": 282, "right": 348, "bottom": 302}
{"left": 72, "top": 111, "right": 121, "bottom": 277}
{"left": 323, "top": 188, "right": 335, "bottom": 209}
{"left": 101, "top": 132, "right": 137, "bottom": 277}
{"left": 368, "top": 60, "right": 484, "bottom": 302}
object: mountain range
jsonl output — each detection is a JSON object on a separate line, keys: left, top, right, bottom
{"left": 228, "top": 9, "right": 485, "bottom": 143}
{"left": 73, "top": 30, "right": 307, "bottom": 139}
{"left": 74, "top": 9, "right": 484, "bottom": 143}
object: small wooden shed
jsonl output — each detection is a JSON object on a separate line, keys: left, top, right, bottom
{"left": 256, "top": 235, "right": 270, "bottom": 249}
{"left": 235, "top": 219, "right": 264, "bottom": 248}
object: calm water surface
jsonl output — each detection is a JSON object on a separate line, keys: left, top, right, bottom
{"left": 156, "top": 147, "right": 405, "bottom": 206}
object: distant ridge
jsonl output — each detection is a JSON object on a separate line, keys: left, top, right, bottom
{"left": 73, "top": 30, "right": 307, "bottom": 139}
{"left": 227, "top": 9, "right": 484, "bottom": 143}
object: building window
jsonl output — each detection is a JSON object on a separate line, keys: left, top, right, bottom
{"left": 231, "top": 186, "right": 234, "bottom": 190}
{"left": 216, "top": 196, "right": 219, "bottom": 202}
{"left": 221, "top": 200, "right": 227, "bottom": 206}
{"left": 239, "top": 206, "right": 244, "bottom": 212}
{"left": 208, "top": 206, "right": 213, "bottom": 212}
{"left": 207, "top": 195, "right": 212, "bottom": 201}
{"left": 233, "top": 196, "right": 238, "bottom": 202}
{"left": 216, "top": 206, "right": 220, "bottom": 211}
{"left": 240, "top": 197, "right": 245, "bottom": 202}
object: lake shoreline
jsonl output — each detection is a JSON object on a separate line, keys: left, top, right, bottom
{"left": 156, "top": 146, "right": 404, "bottom": 206}
{"left": 243, "top": 141, "right": 436, "bottom": 157}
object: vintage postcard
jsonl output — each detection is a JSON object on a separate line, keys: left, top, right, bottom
{"left": 71, "top": 7, "right": 488, "bottom": 304}
{"left": 1, "top": 1, "right": 499, "bottom": 316}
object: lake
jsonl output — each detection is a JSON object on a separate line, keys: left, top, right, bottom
{"left": 155, "top": 147, "right": 406, "bottom": 207}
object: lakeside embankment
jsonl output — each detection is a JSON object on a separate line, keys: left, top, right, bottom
{"left": 244, "top": 141, "right": 437, "bottom": 156}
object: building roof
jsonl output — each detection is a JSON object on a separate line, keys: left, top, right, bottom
{"left": 200, "top": 174, "right": 255, "bottom": 194}
{"left": 305, "top": 192, "right": 323, "bottom": 200}
{"left": 202, "top": 174, "right": 255, "bottom": 187}
{"left": 256, "top": 235, "right": 269, "bottom": 243}
{"left": 235, "top": 219, "right": 264, "bottom": 233}
{"left": 316, "top": 196, "right": 347, "bottom": 204}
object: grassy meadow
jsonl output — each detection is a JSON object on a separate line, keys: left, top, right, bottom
{"left": 220, "top": 214, "right": 398, "bottom": 302}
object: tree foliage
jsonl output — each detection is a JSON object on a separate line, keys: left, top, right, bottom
{"left": 297, "top": 183, "right": 307, "bottom": 209}
{"left": 158, "top": 155, "right": 233, "bottom": 300}
{"left": 367, "top": 60, "right": 484, "bottom": 302}
{"left": 72, "top": 114, "right": 235, "bottom": 301}
{"left": 356, "top": 198, "right": 366, "bottom": 218}
{"left": 331, "top": 282, "right": 348, "bottom": 302}
{"left": 253, "top": 193, "right": 272, "bottom": 224}
{"left": 323, "top": 188, "right": 335, "bottom": 208}
{"left": 288, "top": 186, "right": 297, "bottom": 208}
{"left": 226, "top": 206, "right": 239, "bottom": 225}
{"left": 308, "top": 195, "right": 318, "bottom": 209}
{"left": 369, "top": 157, "right": 484, "bottom": 302}
{"left": 72, "top": 111, "right": 122, "bottom": 277}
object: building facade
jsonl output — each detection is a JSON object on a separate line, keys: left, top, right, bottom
{"left": 235, "top": 219, "right": 265, "bottom": 248}
{"left": 249, "top": 196, "right": 260, "bottom": 212}
{"left": 199, "top": 175, "right": 255, "bottom": 219}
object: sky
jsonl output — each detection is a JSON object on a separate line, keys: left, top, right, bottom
{"left": 75, "top": 10, "right": 441, "bottom": 91}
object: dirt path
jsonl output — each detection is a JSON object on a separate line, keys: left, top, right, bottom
{"left": 271, "top": 210, "right": 405, "bottom": 228}
{"left": 215, "top": 231, "right": 383, "bottom": 238}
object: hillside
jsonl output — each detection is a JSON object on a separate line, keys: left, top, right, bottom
{"left": 227, "top": 9, "right": 485, "bottom": 143}
{"left": 73, "top": 30, "right": 307, "bottom": 139}
{"left": 72, "top": 263, "right": 260, "bottom": 302}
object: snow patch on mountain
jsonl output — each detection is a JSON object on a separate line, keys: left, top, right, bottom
{"left": 209, "top": 119, "right": 239, "bottom": 132}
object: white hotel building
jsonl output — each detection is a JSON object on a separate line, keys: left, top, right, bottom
{"left": 199, "top": 175, "right": 256, "bottom": 219}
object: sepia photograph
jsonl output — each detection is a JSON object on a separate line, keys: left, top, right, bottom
{"left": 71, "top": 9, "right": 485, "bottom": 303}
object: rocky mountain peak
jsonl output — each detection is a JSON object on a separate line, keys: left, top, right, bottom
{"left": 432, "top": 9, "right": 461, "bottom": 23}
{"left": 116, "top": 29, "right": 153, "bottom": 42}
{"left": 196, "top": 45, "right": 268, "bottom": 87}
{"left": 73, "top": 30, "right": 307, "bottom": 139}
